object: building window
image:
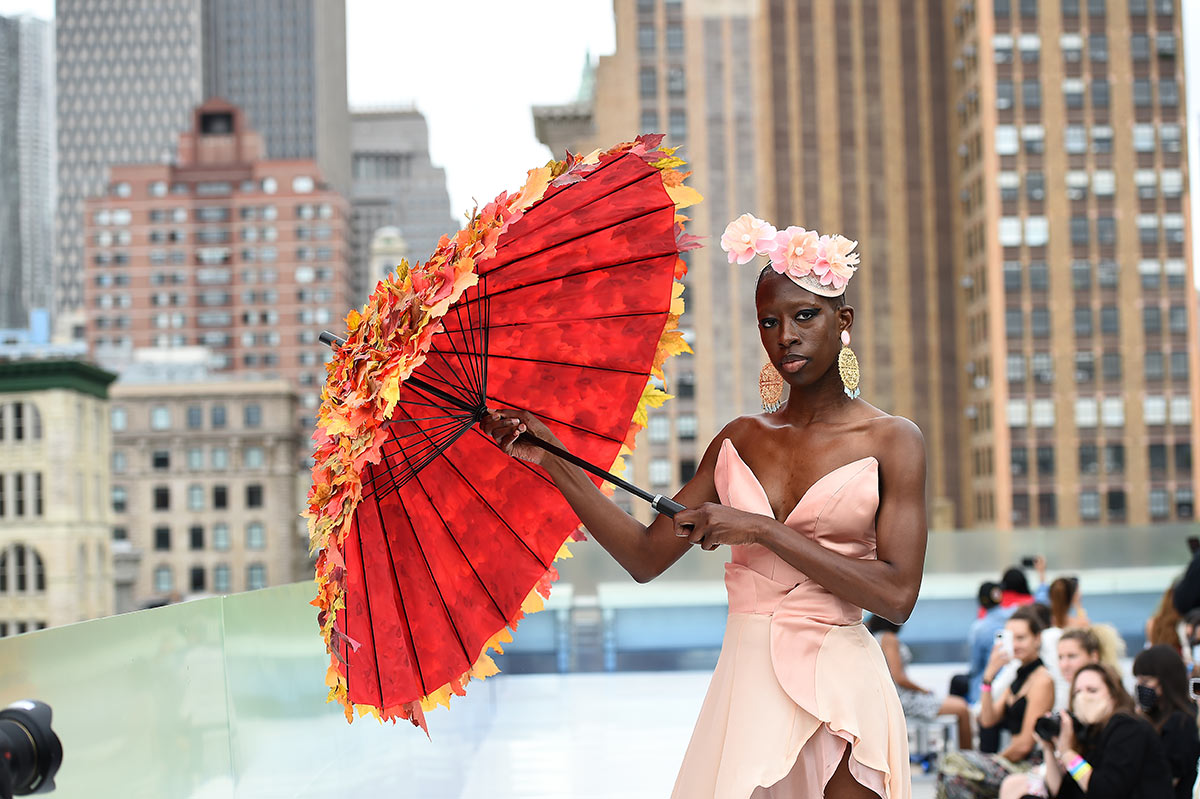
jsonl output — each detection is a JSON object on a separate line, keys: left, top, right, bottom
{"left": 150, "top": 406, "right": 171, "bottom": 430}
{"left": 111, "top": 407, "right": 127, "bottom": 432}
{"left": 1079, "top": 442, "right": 1099, "bottom": 473}
{"left": 1169, "top": 306, "right": 1188, "bottom": 334}
{"left": 1005, "top": 309, "right": 1023, "bottom": 339}
{"left": 152, "top": 450, "right": 170, "bottom": 470}
{"left": 1003, "top": 261, "right": 1022, "bottom": 292}
{"left": 1145, "top": 395, "right": 1167, "bottom": 425}
{"left": 997, "top": 80, "right": 1014, "bottom": 110}
{"left": 1080, "top": 491, "right": 1100, "bottom": 520}
{"left": 1037, "top": 493, "right": 1057, "bottom": 525}
{"left": 188, "top": 525, "right": 204, "bottom": 551}
{"left": 1150, "top": 489, "right": 1170, "bottom": 520}
{"left": 1089, "top": 34, "right": 1108, "bottom": 62}
{"left": 154, "top": 527, "right": 171, "bottom": 551}
{"left": 1075, "top": 352, "right": 1095, "bottom": 383}
{"left": 213, "top": 485, "right": 228, "bottom": 510}
{"left": 649, "top": 458, "right": 672, "bottom": 488}
{"left": 1099, "top": 307, "right": 1118, "bottom": 335}
{"left": 1006, "top": 399, "right": 1029, "bottom": 428}
{"left": 153, "top": 486, "right": 170, "bottom": 510}
{"left": 1101, "top": 397, "right": 1124, "bottom": 427}
{"left": 188, "top": 447, "right": 204, "bottom": 471}
{"left": 1032, "top": 399, "right": 1055, "bottom": 428}
{"left": 154, "top": 566, "right": 173, "bottom": 593}
{"left": 1178, "top": 489, "right": 1195, "bottom": 520}
{"left": 247, "top": 564, "right": 266, "bottom": 591}
{"left": 1022, "top": 79, "right": 1041, "bottom": 108}
{"left": 246, "top": 484, "right": 264, "bottom": 509}
{"left": 247, "top": 522, "right": 265, "bottom": 550}
{"left": 1031, "top": 308, "right": 1050, "bottom": 337}
{"left": 243, "top": 404, "right": 262, "bottom": 428}
{"left": 211, "top": 448, "right": 229, "bottom": 470}
{"left": 1036, "top": 446, "right": 1055, "bottom": 476}
{"left": 1170, "top": 352, "right": 1189, "bottom": 380}
{"left": 112, "top": 450, "right": 127, "bottom": 474}
{"left": 1103, "top": 443, "right": 1125, "bottom": 474}
{"left": 243, "top": 446, "right": 265, "bottom": 469}
{"left": 1064, "top": 124, "right": 1087, "bottom": 152}
{"left": 1012, "top": 493, "right": 1030, "bottom": 525}
{"left": 1134, "top": 79, "right": 1153, "bottom": 107}
{"left": 1070, "top": 217, "right": 1089, "bottom": 244}
{"left": 676, "top": 415, "right": 697, "bottom": 441}
{"left": 188, "top": 484, "right": 205, "bottom": 511}
{"left": 639, "top": 67, "right": 656, "bottom": 98}
{"left": 1073, "top": 307, "right": 1093, "bottom": 337}
{"left": 112, "top": 485, "right": 128, "bottom": 513}
{"left": 1144, "top": 306, "right": 1162, "bottom": 334}
{"left": 1159, "top": 79, "right": 1179, "bottom": 106}
{"left": 1032, "top": 352, "right": 1053, "bottom": 383}
{"left": 1150, "top": 443, "right": 1168, "bottom": 472}
{"left": 1071, "top": 261, "right": 1090, "bottom": 290}
{"left": 1091, "top": 80, "right": 1109, "bottom": 107}
{"left": 1107, "top": 490, "right": 1126, "bottom": 521}
{"left": 190, "top": 566, "right": 206, "bottom": 592}
{"left": 1011, "top": 447, "right": 1029, "bottom": 476}
{"left": 1145, "top": 352, "right": 1165, "bottom": 380}
{"left": 213, "top": 523, "right": 230, "bottom": 551}
{"left": 211, "top": 405, "right": 227, "bottom": 429}
{"left": 1176, "top": 443, "right": 1192, "bottom": 473}
{"left": 214, "top": 564, "right": 231, "bottom": 593}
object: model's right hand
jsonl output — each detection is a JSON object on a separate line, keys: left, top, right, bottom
{"left": 479, "top": 409, "right": 562, "bottom": 465}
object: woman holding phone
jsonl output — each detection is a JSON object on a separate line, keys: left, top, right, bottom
{"left": 938, "top": 606, "right": 1055, "bottom": 797}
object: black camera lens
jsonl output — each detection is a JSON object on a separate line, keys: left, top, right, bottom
{"left": 1034, "top": 714, "right": 1061, "bottom": 741}
{"left": 0, "top": 700, "right": 62, "bottom": 797}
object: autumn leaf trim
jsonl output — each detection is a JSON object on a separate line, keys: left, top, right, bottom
{"left": 305, "top": 134, "right": 700, "bottom": 730}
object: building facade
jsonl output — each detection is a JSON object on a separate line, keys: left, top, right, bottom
{"left": 0, "top": 360, "right": 116, "bottom": 635}
{"left": 108, "top": 379, "right": 304, "bottom": 606}
{"left": 82, "top": 99, "right": 353, "bottom": 430}
{"left": 350, "top": 108, "right": 457, "bottom": 301}
{"left": 0, "top": 14, "right": 55, "bottom": 331}
{"left": 535, "top": 0, "right": 1198, "bottom": 531}
{"left": 55, "top": 0, "right": 350, "bottom": 343}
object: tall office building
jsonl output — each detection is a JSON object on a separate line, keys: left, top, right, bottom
{"left": 350, "top": 109, "right": 457, "bottom": 301}
{"left": 55, "top": 0, "right": 350, "bottom": 343}
{"left": 0, "top": 14, "right": 55, "bottom": 330}
{"left": 536, "top": 0, "right": 1198, "bottom": 530}
{"left": 82, "top": 99, "right": 353, "bottom": 430}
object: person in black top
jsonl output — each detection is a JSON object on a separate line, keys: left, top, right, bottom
{"left": 1038, "top": 663, "right": 1173, "bottom": 798}
{"left": 1133, "top": 645, "right": 1200, "bottom": 799}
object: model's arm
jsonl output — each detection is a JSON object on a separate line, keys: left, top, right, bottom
{"left": 674, "top": 417, "right": 928, "bottom": 623}
{"left": 480, "top": 409, "right": 725, "bottom": 583}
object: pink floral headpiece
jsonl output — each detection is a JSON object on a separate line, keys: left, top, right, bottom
{"left": 719, "top": 213, "right": 859, "bottom": 297}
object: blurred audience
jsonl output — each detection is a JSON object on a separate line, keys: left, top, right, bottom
{"left": 969, "top": 581, "right": 1014, "bottom": 704}
{"left": 1000, "top": 567, "right": 1037, "bottom": 610}
{"left": 1048, "top": 578, "right": 1088, "bottom": 631}
{"left": 1033, "top": 664, "right": 1172, "bottom": 798}
{"left": 867, "top": 614, "right": 973, "bottom": 750}
{"left": 1146, "top": 582, "right": 1186, "bottom": 655}
{"left": 937, "top": 607, "right": 1054, "bottom": 798}
{"left": 1131, "top": 646, "right": 1200, "bottom": 799}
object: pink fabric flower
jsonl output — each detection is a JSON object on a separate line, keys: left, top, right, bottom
{"left": 720, "top": 213, "right": 777, "bottom": 264}
{"left": 811, "top": 234, "right": 860, "bottom": 291}
{"left": 766, "top": 226, "right": 820, "bottom": 280}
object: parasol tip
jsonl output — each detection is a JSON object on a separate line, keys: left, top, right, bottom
{"left": 319, "top": 330, "right": 346, "bottom": 349}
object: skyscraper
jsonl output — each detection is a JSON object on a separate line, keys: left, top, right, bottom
{"left": 0, "top": 14, "right": 55, "bottom": 331}
{"left": 55, "top": 0, "right": 350, "bottom": 343}
{"left": 350, "top": 108, "right": 457, "bottom": 302}
{"left": 82, "top": 99, "right": 353, "bottom": 431}
{"left": 536, "top": 0, "right": 1199, "bottom": 531}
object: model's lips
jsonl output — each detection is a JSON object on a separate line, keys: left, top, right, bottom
{"left": 780, "top": 354, "right": 808, "bottom": 373}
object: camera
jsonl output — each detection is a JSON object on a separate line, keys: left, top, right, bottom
{"left": 1034, "top": 711, "right": 1080, "bottom": 742}
{"left": 1021, "top": 556, "right": 1037, "bottom": 569}
{"left": 0, "top": 700, "right": 61, "bottom": 799}
{"left": 1189, "top": 677, "right": 1200, "bottom": 702}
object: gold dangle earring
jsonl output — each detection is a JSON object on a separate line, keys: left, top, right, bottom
{"left": 838, "top": 330, "right": 861, "bottom": 399}
{"left": 759, "top": 362, "right": 784, "bottom": 412}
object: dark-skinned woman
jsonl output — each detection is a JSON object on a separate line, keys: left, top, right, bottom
{"left": 483, "top": 214, "right": 927, "bottom": 799}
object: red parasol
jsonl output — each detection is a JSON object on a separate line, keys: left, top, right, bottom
{"left": 306, "top": 136, "right": 702, "bottom": 730}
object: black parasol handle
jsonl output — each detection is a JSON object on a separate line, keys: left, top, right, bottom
{"left": 515, "top": 433, "right": 687, "bottom": 518}
{"left": 317, "top": 330, "right": 687, "bottom": 518}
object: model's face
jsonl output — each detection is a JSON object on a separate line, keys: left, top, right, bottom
{"left": 754, "top": 272, "right": 848, "bottom": 388}
{"left": 1007, "top": 618, "right": 1040, "bottom": 663}
{"left": 1057, "top": 639, "right": 1098, "bottom": 685}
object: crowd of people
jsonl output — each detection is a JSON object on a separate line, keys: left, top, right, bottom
{"left": 869, "top": 552, "right": 1200, "bottom": 799}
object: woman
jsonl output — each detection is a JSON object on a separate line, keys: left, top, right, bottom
{"left": 1055, "top": 629, "right": 1104, "bottom": 710}
{"left": 868, "top": 614, "right": 972, "bottom": 749}
{"left": 1131, "top": 645, "right": 1200, "bottom": 799}
{"left": 1146, "top": 583, "right": 1186, "bottom": 654}
{"left": 483, "top": 216, "right": 927, "bottom": 798}
{"left": 937, "top": 606, "right": 1055, "bottom": 798}
{"left": 1036, "top": 664, "right": 1172, "bottom": 798}
{"left": 1048, "top": 578, "right": 1088, "bottom": 631}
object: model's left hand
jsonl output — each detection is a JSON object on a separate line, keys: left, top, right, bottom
{"left": 673, "top": 503, "right": 769, "bottom": 550}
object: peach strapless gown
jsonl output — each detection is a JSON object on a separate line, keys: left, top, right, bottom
{"left": 670, "top": 440, "right": 910, "bottom": 799}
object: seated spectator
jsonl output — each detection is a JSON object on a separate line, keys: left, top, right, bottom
{"left": 1132, "top": 645, "right": 1200, "bottom": 799}
{"left": 938, "top": 606, "right": 1055, "bottom": 798}
{"left": 1146, "top": 583, "right": 1185, "bottom": 655}
{"left": 1000, "top": 567, "right": 1036, "bottom": 610}
{"left": 969, "top": 581, "right": 1014, "bottom": 704}
{"left": 1032, "top": 664, "right": 1173, "bottom": 798}
{"left": 1055, "top": 629, "right": 1107, "bottom": 711}
{"left": 1180, "top": 609, "right": 1200, "bottom": 671}
{"left": 1048, "top": 577, "right": 1088, "bottom": 631}
{"left": 867, "top": 614, "right": 973, "bottom": 750}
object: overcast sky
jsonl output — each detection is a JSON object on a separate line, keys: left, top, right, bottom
{"left": 3, "top": 0, "right": 1200, "bottom": 279}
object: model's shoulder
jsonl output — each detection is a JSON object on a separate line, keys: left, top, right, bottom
{"left": 863, "top": 412, "right": 925, "bottom": 454}
{"left": 715, "top": 413, "right": 771, "bottom": 443}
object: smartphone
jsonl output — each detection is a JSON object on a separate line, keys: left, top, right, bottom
{"left": 1021, "top": 556, "right": 1036, "bottom": 569}
{"left": 1190, "top": 677, "right": 1200, "bottom": 702}
{"left": 996, "top": 629, "right": 1015, "bottom": 659}
{"left": 1188, "top": 536, "right": 1200, "bottom": 555}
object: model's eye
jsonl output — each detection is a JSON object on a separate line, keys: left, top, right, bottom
{"left": 796, "top": 309, "right": 818, "bottom": 321}
{"left": 759, "top": 318, "right": 777, "bottom": 329}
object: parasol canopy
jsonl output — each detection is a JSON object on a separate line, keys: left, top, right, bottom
{"left": 306, "top": 135, "right": 702, "bottom": 730}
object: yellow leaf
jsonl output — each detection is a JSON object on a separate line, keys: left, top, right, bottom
{"left": 665, "top": 184, "right": 703, "bottom": 209}
{"left": 511, "top": 166, "right": 553, "bottom": 211}
{"left": 651, "top": 155, "right": 687, "bottom": 170}
{"left": 379, "top": 373, "right": 401, "bottom": 410}
{"left": 632, "top": 383, "right": 673, "bottom": 428}
{"left": 345, "top": 309, "right": 362, "bottom": 332}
